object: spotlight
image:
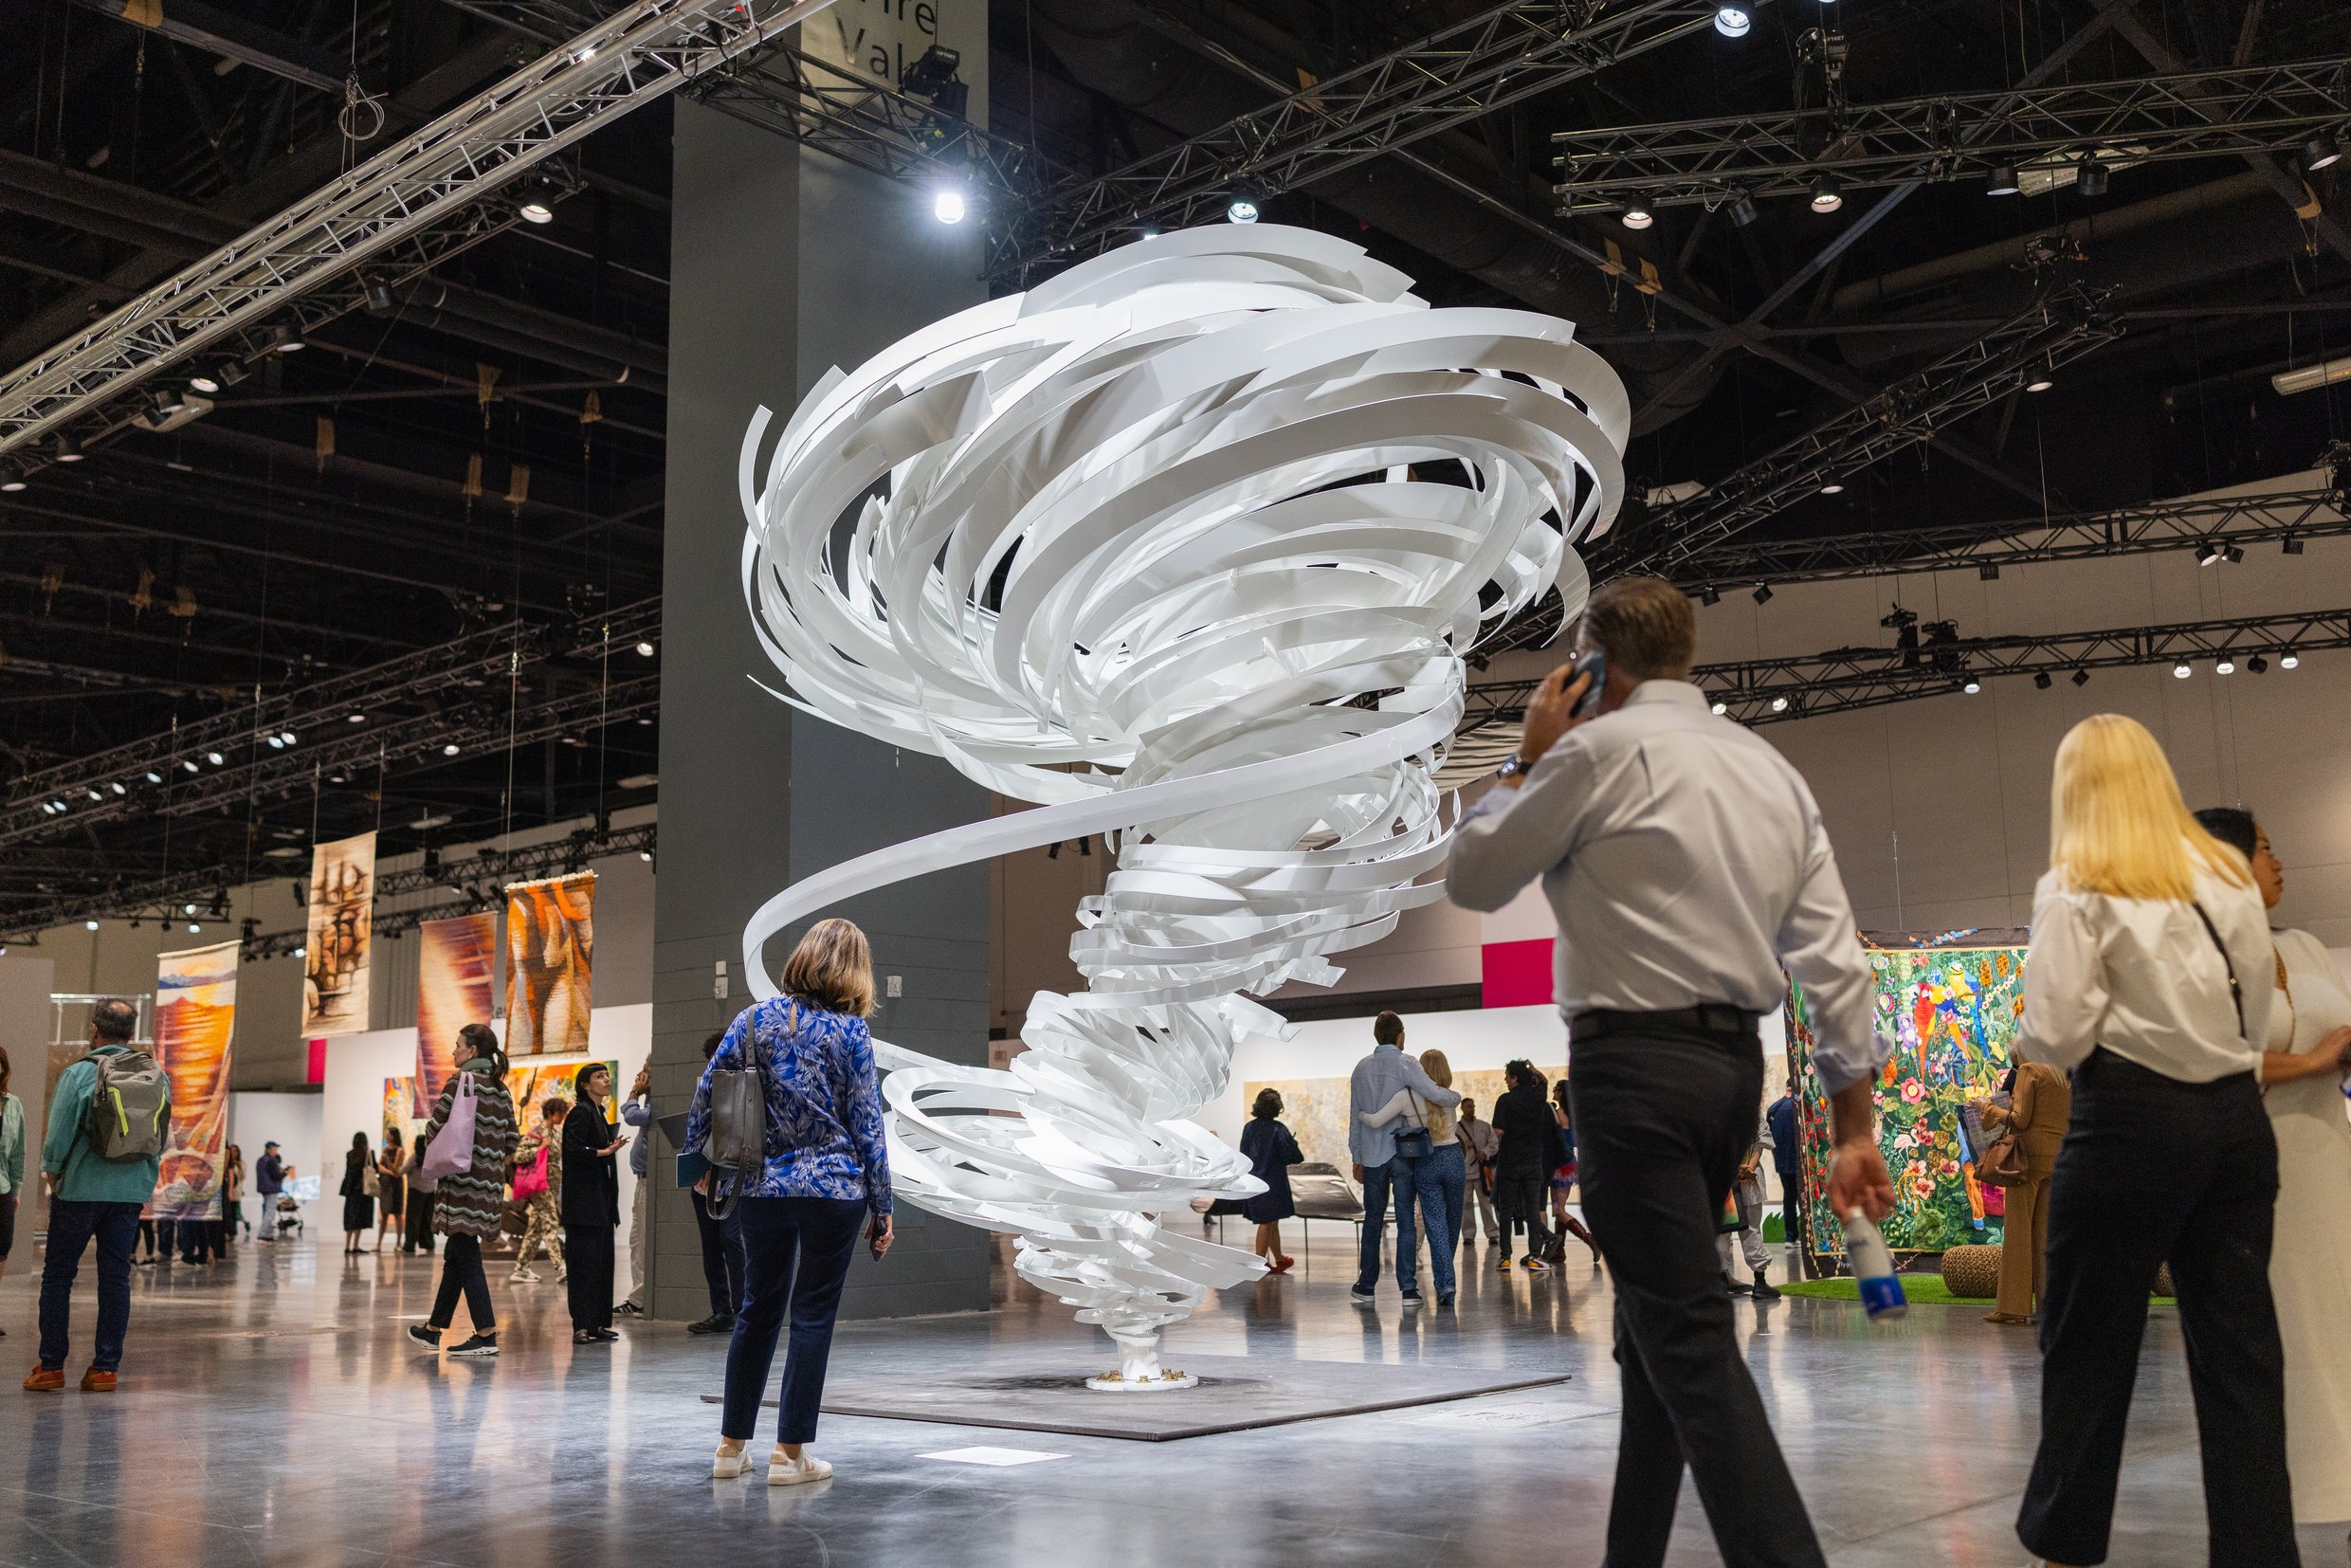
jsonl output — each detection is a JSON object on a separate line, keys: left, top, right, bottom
{"left": 1962, "top": 678, "right": 1982, "bottom": 694}
{"left": 85, "top": 789, "right": 101, "bottom": 801}
{"left": 932, "top": 188, "right": 967, "bottom": 225}
{"left": 2283, "top": 536, "right": 2305, "bottom": 556}
{"left": 1227, "top": 196, "right": 1260, "bottom": 225}
{"left": 2223, "top": 544, "right": 2244, "bottom": 564}
{"left": 1986, "top": 164, "right": 2021, "bottom": 196}
{"left": 634, "top": 640, "right": 655, "bottom": 657}
{"left": 1978, "top": 562, "right": 2000, "bottom": 581}
{"left": 85, "top": 920, "right": 99, "bottom": 931}
{"left": 2216, "top": 656, "right": 2238, "bottom": 675}
{"left": 1770, "top": 695, "right": 1790, "bottom": 712}
{"left": 55, "top": 434, "right": 84, "bottom": 463}
{"left": 0, "top": 478, "right": 24, "bottom": 492}
{"left": 1809, "top": 175, "right": 1843, "bottom": 214}
{"left": 1728, "top": 191, "right": 1759, "bottom": 228}
{"left": 1698, "top": 587, "right": 1722, "bottom": 607}
{"left": 516, "top": 174, "right": 561, "bottom": 225}
{"left": 639, "top": 849, "right": 653, "bottom": 863}
{"left": 2282, "top": 650, "right": 2301, "bottom": 668}
{"left": 261, "top": 322, "right": 304, "bottom": 354}
{"left": 2033, "top": 671, "right": 2052, "bottom": 690}
{"left": 519, "top": 198, "right": 555, "bottom": 224}
{"left": 1620, "top": 198, "right": 1655, "bottom": 230}
{"left": 1713, "top": 4, "right": 1750, "bottom": 36}
{"left": 2076, "top": 157, "right": 2109, "bottom": 197}
{"left": 189, "top": 373, "right": 221, "bottom": 394}
{"left": 1752, "top": 583, "right": 1774, "bottom": 605}
{"left": 109, "top": 781, "right": 125, "bottom": 794}
{"left": 2071, "top": 667, "right": 2089, "bottom": 687}
{"left": 144, "top": 771, "right": 161, "bottom": 783}
{"left": 1820, "top": 479, "right": 1845, "bottom": 494}
{"left": 1710, "top": 700, "right": 1729, "bottom": 715}
{"left": 363, "top": 283, "right": 396, "bottom": 316}
{"left": 266, "top": 735, "right": 285, "bottom": 749}
{"left": 182, "top": 759, "right": 200, "bottom": 774}
{"left": 214, "top": 358, "right": 247, "bottom": 386}
{"left": 568, "top": 44, "right": 597, "bottom": 64}
{"left": 2305, "top": 133, "right": 2343, "bottom": 173}
{"left": 347, "top": 712, "right": 367, "bottom": 722}
{"left": 2196, "top": 539, "right": 2224, "bottom": 566}
{"left": 2025, "top": 357, "right": 2056, "bottom": 393}
{"left": 206, "top": 750, "right": 225, "bottom": 765}
{"left": 443, "top": 742, "right": 462, "bottom": 756}
{"left": 293, "top": 945, "right": 306, "bottom": 958}
{"left": 2249, "top": 653, "right": 2269, "bottom": 674}
{"left": 189, "top": 923, "right": 201, "bottom": 934}
{"left": 2172, "top": 662, "right": 2193, "bottom": 679}
{"left": 184, "top": 903, "right": 197, "bottom": 915}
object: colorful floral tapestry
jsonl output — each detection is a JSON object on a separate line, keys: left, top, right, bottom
{"left": 1790, "top": 939, "right": 2027, "bottom": 1256}
{"left": 415, "top": 913, "right": 496, "bottom": 1115}
{"left": 302, "top": 830, "right": 375, "bottom": 1035}
{"left": 503, "top": 872, "right": 593, "bottom": 1056}
{"left": 153, "top": 940, "right": 238, "bottom": 1221}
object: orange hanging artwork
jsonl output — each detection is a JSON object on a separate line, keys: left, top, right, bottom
{"left": 503, "top": 871, "right": 594, "bottom": 1056}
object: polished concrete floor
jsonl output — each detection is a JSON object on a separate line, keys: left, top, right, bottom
{"left": 0, "top": 1217, "right": 2339, "bottom": 1567}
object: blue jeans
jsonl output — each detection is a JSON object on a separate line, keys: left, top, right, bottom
{"left": 1357, "top": 1157, "right": 1435, "bottom": 1295}
{"left": 720, "top": 1196, "right": 866, "bottom": 1445}
{"left": 1409, "top": 1144, "right": 1465, "bottom": 1298}
{"left": 39, "top": 1198, "right": 141, "bottom": 1373}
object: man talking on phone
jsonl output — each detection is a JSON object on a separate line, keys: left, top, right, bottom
{"left": 1447, "top": 576, "right": 1893, "bottom": 1568}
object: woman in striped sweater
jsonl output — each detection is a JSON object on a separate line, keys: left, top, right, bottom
{"left": 407, "top": 1024, "right": 519, "bottom": 1358}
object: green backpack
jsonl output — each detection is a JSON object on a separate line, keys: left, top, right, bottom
{"left": 81, "top": 1048, "right": 171, "bottom": 1161}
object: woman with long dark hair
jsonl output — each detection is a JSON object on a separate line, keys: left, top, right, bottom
{"left": 338, "top": 1131, "right": 374, "bottom": 1254}
{"left": 406, "top": 1023, "right": 518, "bottom": 1358}
{"left": 1239, "top": 1087, "right": 1302, "bottom": 1273}
{"left": 561, "top": 1066, "right": 625, "bottom": 1344}
{"left": 374, "top": 1127, "right": 406, "bottom": 1253}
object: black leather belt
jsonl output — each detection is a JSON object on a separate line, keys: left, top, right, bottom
{"left": 1571, "top": 1004, "right": 1760, "bottom": 1043}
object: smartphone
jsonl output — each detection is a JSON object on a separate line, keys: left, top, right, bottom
{"left": 1570, "top": 647, "right": 1607, "bottom": 718}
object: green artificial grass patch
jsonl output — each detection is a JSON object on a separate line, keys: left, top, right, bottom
{"left": 1777, "top": 1276, "right": 2174, "bottom": 1308}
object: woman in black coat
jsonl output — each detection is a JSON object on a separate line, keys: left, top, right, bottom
{"left": 339, "top": 1131, "right": 374, "bottom": 1254}
{"left": 1238, "top": 1088, "right": 1304, "bottom": 1274}
{"left": 1490, "top": 1060, "right": 1558, "bottom": 1271}
{"left": 561, "top": 1063, "right": 628, "bottom": 1344}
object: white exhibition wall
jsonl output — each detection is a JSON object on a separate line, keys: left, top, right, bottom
{"left": 227, "top": 1092, "right": 322, "bottom": 1202}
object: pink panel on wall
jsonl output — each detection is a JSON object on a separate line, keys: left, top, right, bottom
{"left": 306, "top": 1038, "right": 327, "bottom": 1085}
{"left": 1482, "top": 939, "right": 1554, "bottom": 1008}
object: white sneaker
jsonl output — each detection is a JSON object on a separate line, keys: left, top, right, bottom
{"left": 712, "top": 1444, "right": 754, "bottom": 1479}
{"left": 768, "top": 1449, "right": 832, "bottom": 1486}
{"left": 509, "top": 1267, "right": 540, "bottom": 1283}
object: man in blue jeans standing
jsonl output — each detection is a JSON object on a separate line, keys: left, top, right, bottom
{"left": 1347, "top": 1011, "right": 1459, "bottom": 1308}
{"left": 26, "top": 1000, "right": 164, "bottom": 1394}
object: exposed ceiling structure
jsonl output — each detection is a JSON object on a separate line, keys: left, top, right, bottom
{"left": 3, "top": 0, "right": 2349, "bottom": 944}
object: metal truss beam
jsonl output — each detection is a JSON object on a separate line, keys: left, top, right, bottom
{"left": 1455, "top": 607, "right": 2351, "bottom": 744}
{"left": 1606, "top": 282, "right": 2123, "bottom": 578}
{"left": 0, "top": 599, "right": 661, "bottom": 851}
{"left": 990, "top": 0, "right": 1742, "bottom": 281}
{"left": 1550, "top": 60, "right": 2351, "bottom": 213}
{"left": 0, "top": 0, "right": 838, "bottom": 465}
{"left": 1673, "top": 481, "right": 2351, "bottom": 592}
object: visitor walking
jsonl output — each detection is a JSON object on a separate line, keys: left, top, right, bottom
{"left": 1416, "top": 1048, "right": 1467, "bottom": 1296}
{"left": 562, "top": 1065, "right": 625, "bottom": 1344}
{"left": 221, "top": 1145, "right": 246, "bottom": 1254}
{"left": 1546, "top": 1078, "right": 1601, "bottom": 1267}
{"left": 27, "top": 999, "right": 169, "bottom": 1394}
{"left": 406, "top": 1024, "right": 518, "bottom": 1359}
{"left": 694, "top": 919, "right": 894, "bottom": 1486}
{"left": 1456, "top": 1097, "right": 1502, "bottom": 1246}
{"left": 1715, "top": 1137, "right": 1777, "bottom": 1300}
{"left": 511, "top": 1097, "right": 568, "bottom": 1284}
{"left": 2195, "top": 806, "right": 2351, "bottom": 1534}
{"left": 687, "top": 1031, "right": 745, "bottom": 1336}
{"left": 1447, "top": 575, "right": 1892, "bottom": 1568}
{"left": 339, "top": 1132, "right": 374, "bottom": 1254}
{"left": 1488, "top": 1061, "right": 1555, "bottom": 1271}
{"left": 1345, "top": 1012, "right": 1459, "bottom": 1306}
{"left": 1238, "top": 1088, "right": 1303, "bottom": 1274}
{"left": 2008, "top": 717, "right": 2292, "bottom": 1568}
{"left": 616, "top": 1062, "right": 653, "bottom": 1317}
{"left": 374, "top": 1128, "right": 406, "bottom": 1252}
{"left": 254, "top": 1142, "right": 287, "bottom": 1244}
{"left": 1764, "top": 1088, "right": 1799, "bottom": 1253}
{"left": 0, "top": 1048, "right": 20, "bottom": 1335}
{"left": 1977, "top": 1051, "right": 2067, "bottom": 1325}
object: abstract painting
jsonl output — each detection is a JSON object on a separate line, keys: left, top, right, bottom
{"left": 1790, "top": 935, "right": 2028, "bottom": 1257}
{"left": 153, "top": 940, "right": 237, "bottom": 1222}
{"left": 504, "top": 872, "right": 593, "bottom": 1056}
{"left": 302, "top": 830, "right": 375, "bottom": 1035}
{"left": 416, "top": 912, "right": 496, "bottom": 1116}
{"left": 1241, "top": 1065, "right": 1562, "bottom": 1172}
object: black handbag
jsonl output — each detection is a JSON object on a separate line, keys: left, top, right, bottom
{"left": 702, "top": 1001, "right": 780, "bottom": 1220}
{"left": 1393, "top": 1087, "right": 1434, "bottom": 1160}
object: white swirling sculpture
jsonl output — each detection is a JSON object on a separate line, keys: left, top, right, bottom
{"left": 737, "top": 225, "right": 1627, "bottom": 1387}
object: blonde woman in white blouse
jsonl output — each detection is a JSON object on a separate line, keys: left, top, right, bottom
{"left": 2012, "top": 716, "right": 2294, "bottom": 1568}
{"left": 2196, "top": 806, "right": 2351, "bottom": 1539}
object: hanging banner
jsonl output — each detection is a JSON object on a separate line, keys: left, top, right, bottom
{"left": 153, "top": 940, "right": 237, "bottom": 1222}
{"left": 415, "top": 912, "right": 496, "bottom": 1116}
{"left": 504, "top": 871, "right": 594, "bottom": 1056}
{"left": 302, "top": 830, "right": 376, "bottom": 1035}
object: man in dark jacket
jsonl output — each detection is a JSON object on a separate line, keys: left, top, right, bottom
{"left": 1765, "top": 1088, "right": 1800, "bottom": 1255}
{"left": 1490, "top": 1061, "right": 1556, "bottom": 1270}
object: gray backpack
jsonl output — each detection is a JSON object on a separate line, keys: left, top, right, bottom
{"left": 702, "top": 1002, "right": 781, "bottom": 1219}
{"left": 81, "top": 1048, "right": 171, "bottom": 1161}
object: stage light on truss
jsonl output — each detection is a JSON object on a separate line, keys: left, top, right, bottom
{"left": 188, "top": 923, "right": 201, "bottom": 934}
{"left": 2033, "top": 672, "right": 2052, "bottom": 690}
{"left": 1809, "top": 175, "right": 1844, "bottom": 214}
{"left": 189, "top": 372, "right": 221, "bottom": 393}
{"left": 266, "top": 734, "right": 285, "bottom": 749}
{"left": 2076, "top": 157, "right": 2110, "bottom": 197}
{"left": 1620, "top": 198, "right": 1655, "bottom": 230}
{"left": 1697, "top": 587, "right": 1722, "bottom": 607}
{"left": 1728, "top": 191, "right": 1759, "bottom": 228}
{"left": 181, "top": 759, "right": 199, "bottom": 773}
{"left": 2282, "top": 650, "right": 2301, "bottom": 668}
{"left": 1986, "top": 164, "right": 2021, "bottom": 196}
{"left": 1752, "top": 583, "right": 1773, "bottom": 605}
{"left": 143, "top": 771, "right": 161, "bottom": 783}
{"left": 443, "top": 741, "right": 462, "bottom": 756}
{"left": 0, "top": 478, "right": 25, "bottom": 492}
{"left": 634, "top": 640, "right": 655, "bottom": 657}
{"left": 1962, "top": 678, "right": 1982, "bottom": 694}
{"left": 2196, "top": 539, "right": 2225, "bottom": 566}
{"left": 109, "top": 781, "right": 126, "bottom": 794}
{"left": 55, "top": 434, "right": 84, "bottom": 463}
{"left": 933, "top": 188, "right": 968, "bottom": 225}
{"left": 206, "top": 750, "right": 225, "bottom": 765}
{"left": 2215, "top": 657, "right": 2236, "bottom": 675}
{"left": 1819, "top": 478, "right": 1845, "bottom": 494}
{"left": 261, "top": 322, "right": 304, "bottom": 354}
{"left": 2071, "top": 667, "right": 2089, "bottom": 687}
{"left": 568, "top": 45, "right": 597, "bottom": 64}
{"left": 279, "top": 730, "right": 296, "bottom": 745}
{"left": 2283, "top": 535, "right": 2305, "bottom": 555}
{"left": 1713, "top": 5, "right": 1751, "bottom": 36}
{"left": 1227, "top": 195, "right": 1261, "bottom": 225}
{"left": 84, "top": 920, "right": 99, "bottom": 931}
{"left": 2172, "top": 662, "right": 2193, "bottom": 679}
{"left": 1711, "top": 700, "right": 1729, "bottom": 715}
{"left": 184, "top": 903, "right": 197, "bottom": 915}
{"left": 348, "top": 711, "right": 367, "bottom": 722}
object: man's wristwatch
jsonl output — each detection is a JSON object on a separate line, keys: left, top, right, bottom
{"left": 1496, "top": 754, "right": 1536, "bottom": 781}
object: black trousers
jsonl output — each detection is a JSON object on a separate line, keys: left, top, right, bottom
{"left": 2017, "top": 1050, "right": 2294, "bottom": 1566}
{"left": 566, "top": 1224, "right": 615, "bottom": 1332}
{"left": 428, "top": 1232, "right": 494, "bottom": 1333}
{"left": 1571, "top": 1026, "right": 1824, "bottom": 1568}
{"left": 404, "top": 1189, "right": 436, "bottom": 1252}
{"left": 694, "top": 1189, "right": 746, "bottom": 1319}
{"left": 1494, "top": 1166, "right": 1551, "bottom": 1261}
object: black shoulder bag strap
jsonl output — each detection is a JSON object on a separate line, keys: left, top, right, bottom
{"left": 2190, "top": 902, "right": 2247, "bottom": 1040}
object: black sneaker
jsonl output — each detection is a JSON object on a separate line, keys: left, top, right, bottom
{"left": 686, "top": 1314, "right": 735, "bottom": 1336}
{"left": 613, "top": 1301, "right": 645, "bottom": 1316}
{"left": 1723, "top": 1271, "right": 1751, "bottom": 1297}
{"left": 447, "top": 1335, "right": 500, "bottom": 1358}
{"left": 1751, "top": 1270, "right": 1782, "bottom": 1302}
{"left": 407, "top": 1323, "right": 443, "bottom": 1349}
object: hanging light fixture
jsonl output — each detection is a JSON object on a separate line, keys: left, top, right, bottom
{"left": 1809, "top": 175, "right": 1844, "bottom": 214}
{"left": 2172, "top": 662, "right": 2193, "bottom": 679}
{"left": 932, "top": 188, "right": 968, "bottom": 225}
{"left": 1226, "top": 195, "right": 1261, "bottom": 225}
{"left": 1620, "top": 197, "right": 1656, "bottom": 230}
{"left": 1714, "top": 5, "right": 1751, "bottom": 36}
{"left": 2303, "top": 132, "right": 2343, "bottom": 173}
{"left": 1985, "top": 164, "right": 2021, "bottom": 196}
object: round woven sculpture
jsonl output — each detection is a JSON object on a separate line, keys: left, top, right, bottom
{"left": 735, "top": 225, "right": 1629, "bottom": 1385}
{"left": 1941, "top": 1243, "right": 2001, "bottom": 1299}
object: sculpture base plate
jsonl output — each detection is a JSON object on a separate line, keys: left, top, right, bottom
{"left": 1084, "top": 1370, "right": 1198, "bottom": 1393}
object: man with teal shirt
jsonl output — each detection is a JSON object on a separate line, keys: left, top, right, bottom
{"left": 26, "top": 1000, "right": 164, "bottom": 1394}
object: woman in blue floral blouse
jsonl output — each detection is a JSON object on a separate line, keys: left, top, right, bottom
{"left": 692, "top": 917, "right": 894, "bottom": 1486}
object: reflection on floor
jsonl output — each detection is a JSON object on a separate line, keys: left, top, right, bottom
{"left": 0, "top": 1218, "right": 2341, "bottom": 1566}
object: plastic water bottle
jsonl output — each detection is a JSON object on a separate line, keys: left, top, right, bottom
{"left": 1842, "top": 1208, "right": 1908, "bottom": 1321}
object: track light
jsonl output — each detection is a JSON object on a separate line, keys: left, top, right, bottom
{"left": 1962, "top": 678, "right": 1982, "bottom": 694}
{"left": 2304, "top": 133, "right": 2343, "bottom": 173}
{"left": 0, "top": 478, "right": 24, "bottom": 492}
{"left": 1752, "top": 583, "right": 1773, "bottom": 605}
{"left": 266, "top": 734, "right": 285, "bottom": 749}
{"left": 443, "top": 741, "right": 462, "bottom": 756}
{"left": 189, "top": 923, "right": 201, "bottom": 934}
{"left": 189, "top": 372, "right": 221, "bottom": 394}
{"left": 55, "top": 434, "right": 84, "bottom": 464}
{"left": 2214, "top": 657, "right": 2236, "bottom": 675}
{"left": 1809, "top": 175, "right": 1843, "bottom": 214}
{"left": 1819, "top": 479, "right": 1845, "bottom": 494}
{"left": 2249, "top": 653, "right": 2269, "bottom": 674}
{"left": 2025, "top": 356, "right": 2056, "bottom": 393}
{"left": 1227, "top": 196, "right": 1260, "bottom": 225}
{"left": 1713, "top": 5, "right": 1751, "bottom": 36}
{"left": 1770, "top": 695, "right": 1790, "bottom": 712}
{"left": 1728, "top": 191, "right": 1759, "bottom": 228}
{"left": 110, "top": 781, "right": 125, "bottom": 794}
{"left": 261, "top": 322, "right": 304, "bottom": 354}
{"left": 1986, "top": 164, "right": 2020, "bottom": 196}
{"left": 1978, "top": 563, "right": 2000, "bottom": 581}
{"left": 85, "top": 920, "right": 100, "bottom": 931}
{"left": 2196, "top": 539, "right": 2225, "bottom": 566}
{"left": 348, "top": 711, "right": 367, "bottom": 722}
{"left": 206, "top": 750, "right": 225, "bottom": 765}
{"left": 2076, "top": 157, "right": 2109, "bottom": 198}
{"left": 1710, "top": 700, "right": 1729, "bottom": 715}
{"left": 932, "top": 188, "right": 967, "bottom": 225}
{"left": 184, "top": 903, "right": 197, "bottom": 915}
{"left": 1698, "top": 587, "right": 1722, "bottom": 607}
{"left": 2282, "top": 651, "right": 2301, "bottom": 668}
{"left": 634, "top": 640, "right": 655, "bottom": 657}
{"left": 2033, "top": 672, "right": 2052, "bottom": 690}
{"left": 2071, "top": 668, "right": 2089, "bottom": 687}
{"left": 182, "top": 759, "right": 200, "bottom": 774}
{"left": 2172, "top": 662, "right": 2193, "bottom": 679}
{"left": 1620, "top": 198, "right": 1655, "bottom": 230}
{"left": 2283, "top": 536, "right": 2305, "bottom": 555}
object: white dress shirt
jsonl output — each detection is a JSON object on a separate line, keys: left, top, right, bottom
{"left": 1446, "top": 680, "right": 1884, "bottom": 1093}
{"left": 2015, "top": 859, "right": 2271, "bottom": 1083}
